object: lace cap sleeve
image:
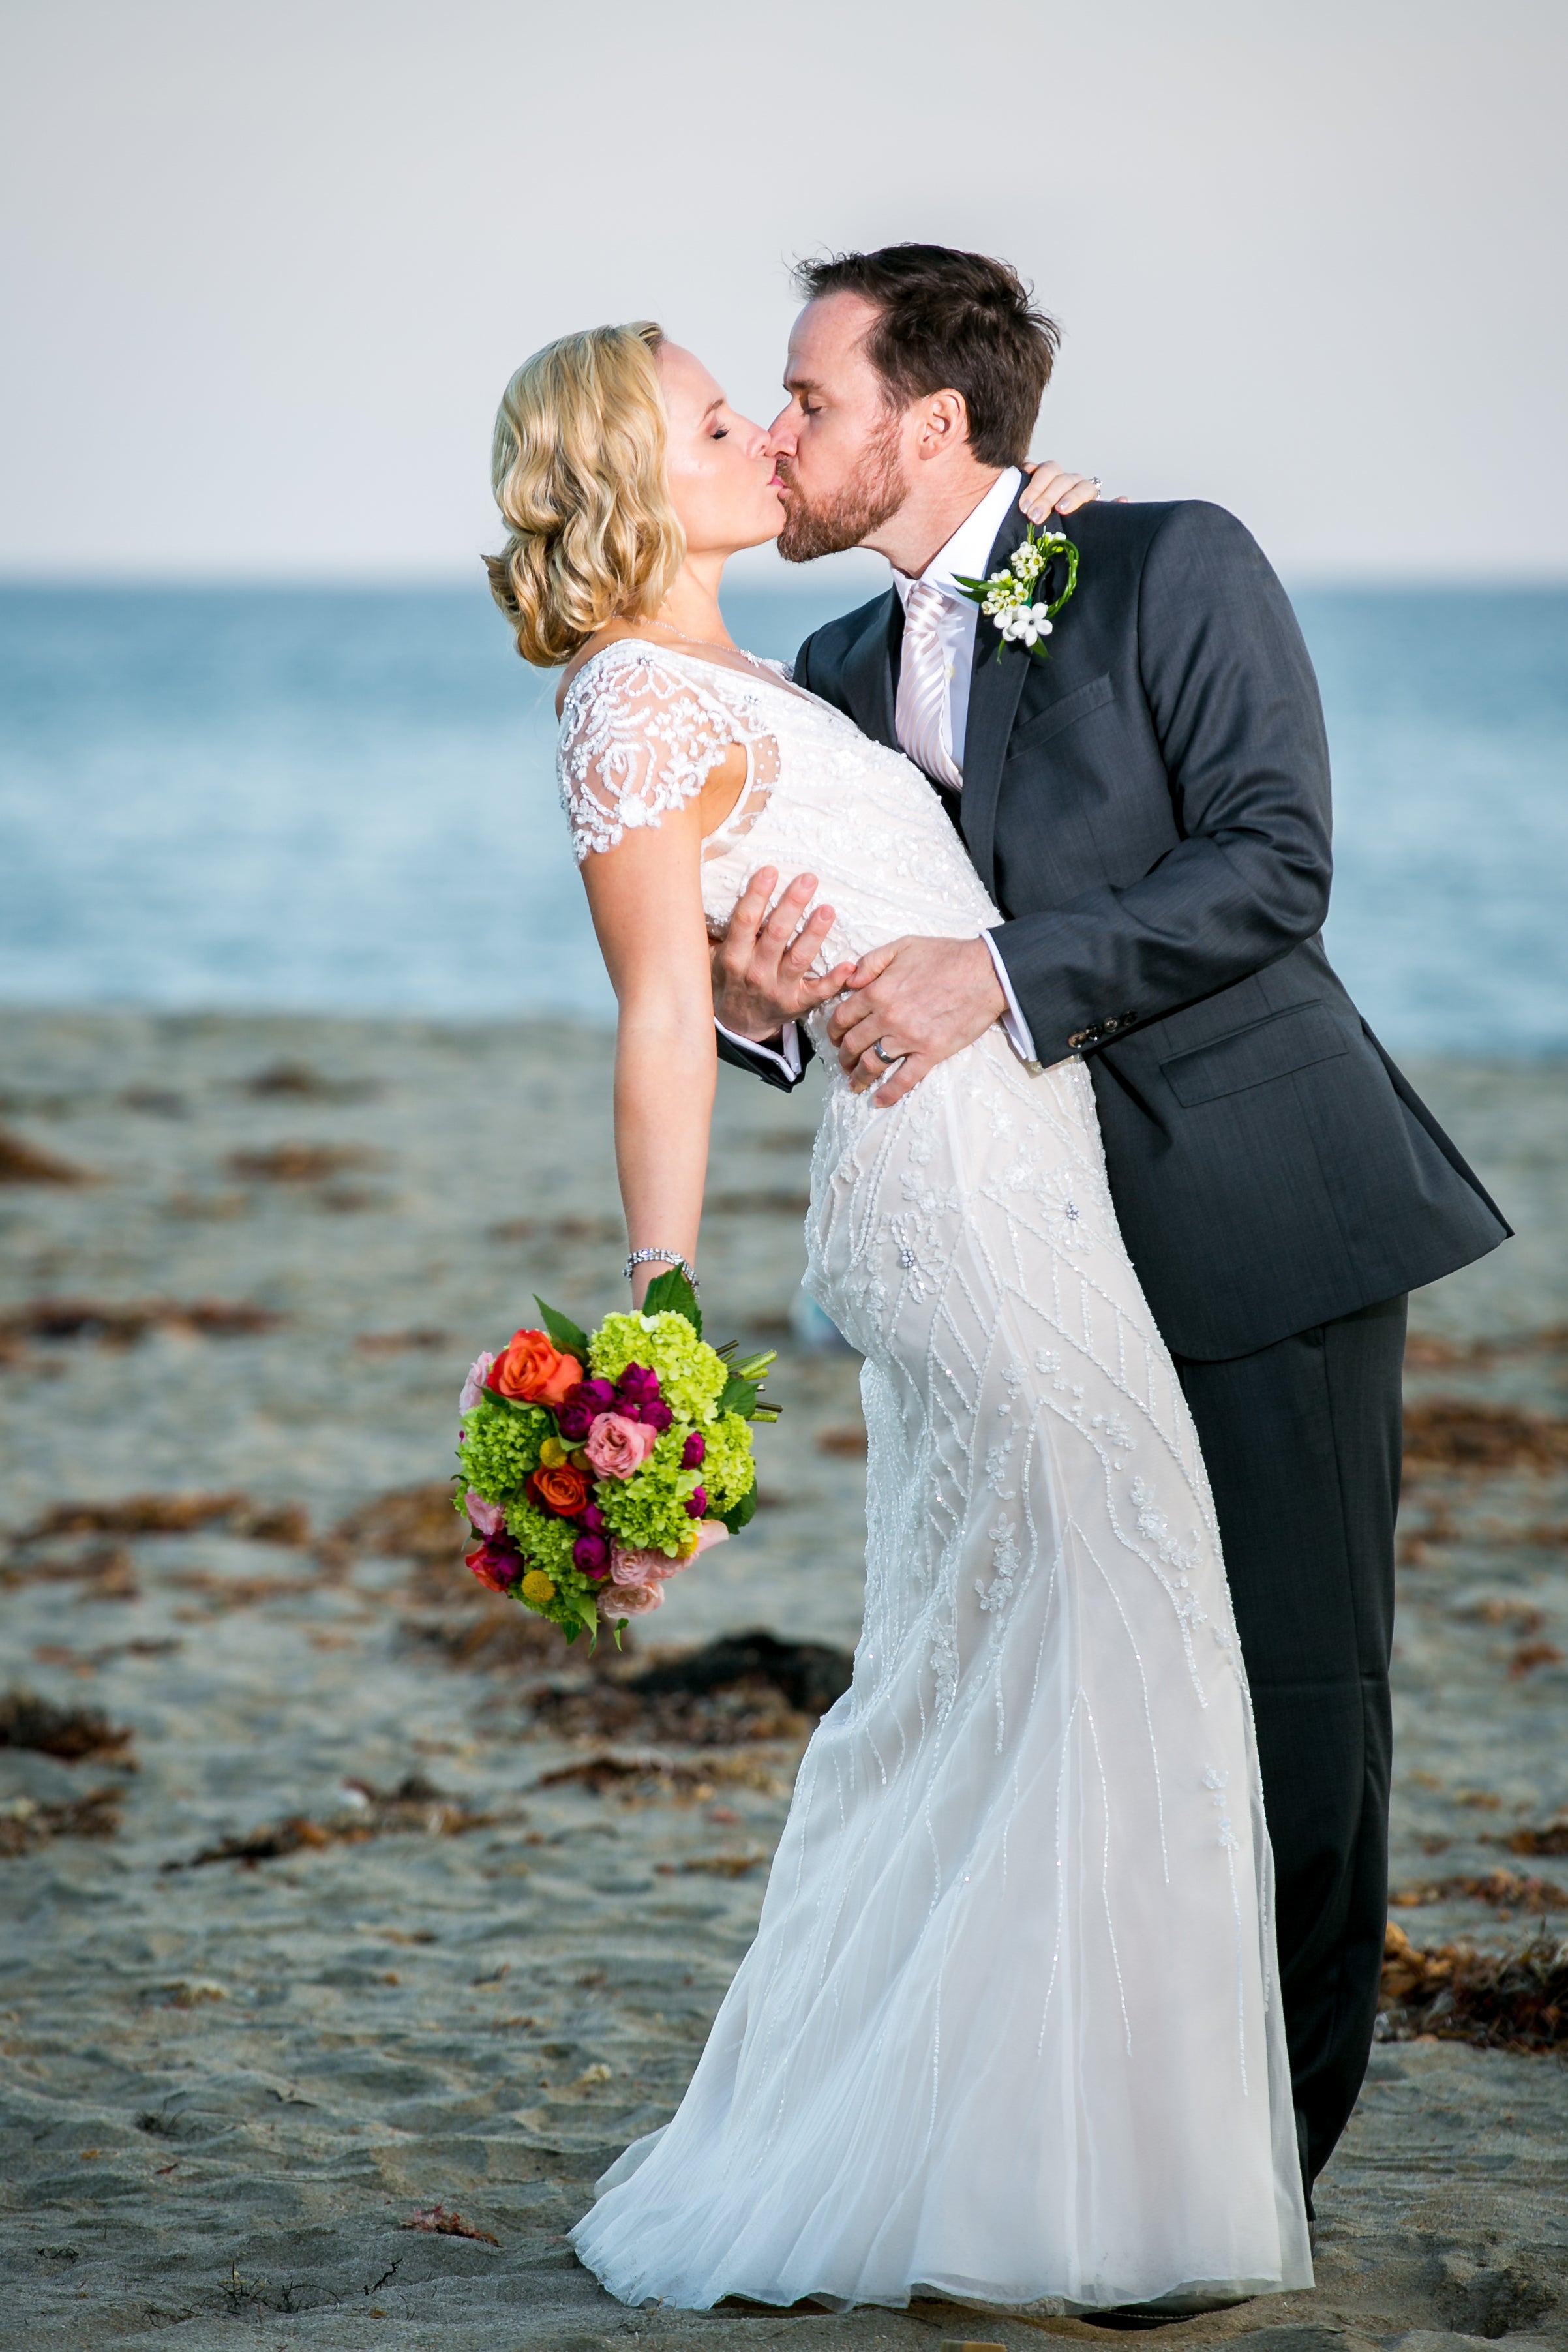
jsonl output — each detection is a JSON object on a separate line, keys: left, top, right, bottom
{"left": 556, "top": 644, "right": 738, "bottom": 863}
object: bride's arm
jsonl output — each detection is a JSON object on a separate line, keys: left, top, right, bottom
{"left": 580, "top": 796, "right": 716, "bottom": 1309}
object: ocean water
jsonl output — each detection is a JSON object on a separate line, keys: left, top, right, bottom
{"left": 0, "top": 580, "right": 1563, "bottom": 1053}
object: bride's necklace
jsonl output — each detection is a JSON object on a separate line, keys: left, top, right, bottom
{"left": 647, "top": 614, "right": 768, "bottom": 672}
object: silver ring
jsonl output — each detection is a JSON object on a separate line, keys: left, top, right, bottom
{"left": 1090, "top": 475, "right": 1102, "bottom": 489}
{"left": 872, "top": 1038, "right": 900, "bottom": 1065}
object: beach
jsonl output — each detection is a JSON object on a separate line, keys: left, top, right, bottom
{"left": 2, "top": 1009, "right": 1566, "bottom": 2351}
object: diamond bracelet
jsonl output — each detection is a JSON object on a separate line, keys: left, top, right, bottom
{"left": 623, "top": 1246, "right": 699, "bottom": 1291}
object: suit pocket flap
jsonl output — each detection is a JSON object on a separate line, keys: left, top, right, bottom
{"left": 1004, "top": 672, "right": 1115, "bottom": 756}
{"left": 1160, "top": 1003, "right": 1349, "bottom": 1107}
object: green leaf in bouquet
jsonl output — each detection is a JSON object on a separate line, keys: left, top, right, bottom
{"left": 640, "top": 1266, "right": 702, "bottom": 1338}
{"left": 533, "top": 1297, "right": 592, "bottom": 1363}
{"left": 717, "top": 1374, "right": 761, "bottom": 1420}
{"left": 715, "top": 1485, "right": 757, "bottom": 1534}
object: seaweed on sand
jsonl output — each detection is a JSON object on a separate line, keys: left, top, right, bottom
{"left": 1381, "top": 1920, "right": 1568, "bottom": 2049}
{"left": 161, "top": 1772, "right": 520, "bottom": 1871}
{"left": 0, "top": 1123, "right": 97, "bottom": 1185}
{"left": 22, "top": 1493, "right": 308, "bottom": 1543}
{"left": 1504, "top": 1818, "right": 1568, "bottom": 1858}
{"left": 0, "top": 1788, "right": 122, "bottom": 1856}
{"left": 0, "top": 1298, "right": 282, "bottom": 1353}
{"left": 1389, "top": 1865, "right": 1568, "bottom": 1914}
{"left": 0, "top": 1689, "right": 135, "bottom": 1765}
{"left": 528, "top": 1631, "right": 854, "bottom": 1749}
{"left": 226, "top": 1142, "right": 382, "bottom": 1182}
{"left": 1402, "top": 1399, "right": 1568, "bottom": 1473}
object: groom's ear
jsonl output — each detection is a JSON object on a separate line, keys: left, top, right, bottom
{"left": 913, "top": 388, "right": 971, "bottom": 460}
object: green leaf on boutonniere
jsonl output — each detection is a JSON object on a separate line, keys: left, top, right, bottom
{"left": 953, "top": 521, "right": 1079, "bottom": 665}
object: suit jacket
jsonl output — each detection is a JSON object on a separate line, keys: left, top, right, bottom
{"left": 717, "top": 496, "right": 1508, "bottom": 1359}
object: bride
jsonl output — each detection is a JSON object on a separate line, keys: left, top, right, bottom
{"left": 484, "top": 321, "right": 1312, "bottom": 2317}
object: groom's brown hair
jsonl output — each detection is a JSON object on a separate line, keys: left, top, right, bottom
{"left": 793, "top": 244, "right": 1059, "bottom": 470}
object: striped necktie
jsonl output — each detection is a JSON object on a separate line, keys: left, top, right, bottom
{"left": 895, "top": 579, "right": 964, "bottom": 791}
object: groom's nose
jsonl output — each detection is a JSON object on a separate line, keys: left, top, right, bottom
{"left": 766, "top": 404, "right": 798, "bottom": 455}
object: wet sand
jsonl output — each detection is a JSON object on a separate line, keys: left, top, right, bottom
{"left": 1, "top": 1012, "right": 1565, "bottom": 2351}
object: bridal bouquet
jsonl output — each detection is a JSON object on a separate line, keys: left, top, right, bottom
{"left": 455, "top": 1271, "right": 776, "bottom": 1646}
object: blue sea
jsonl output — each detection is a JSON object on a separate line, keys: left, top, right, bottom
{"left": 0, "top": 581, "right": 1564, "bottom": 1054}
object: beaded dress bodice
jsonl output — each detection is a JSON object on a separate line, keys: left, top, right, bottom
{"left": 557, "top": 638, "right": 1000, "bottom": 1061}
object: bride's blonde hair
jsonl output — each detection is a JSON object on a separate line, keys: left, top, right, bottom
{"left": 484, "top": 322, "right": 686, "bottom": 667}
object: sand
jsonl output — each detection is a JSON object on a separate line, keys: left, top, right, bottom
{"left": 1, "top": 1010, "right": 1565, "bottom": 2352}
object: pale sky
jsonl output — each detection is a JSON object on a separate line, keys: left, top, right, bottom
{"left": 2, "top": 0, "right": 1564, "bottom": 582}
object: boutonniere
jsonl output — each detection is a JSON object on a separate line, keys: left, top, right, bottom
{"left": 954, "top": 523, "right": 1079, "bottom": 663}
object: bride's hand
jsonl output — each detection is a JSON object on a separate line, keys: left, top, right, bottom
{"left": 1018, "top": 460, "right": 1115, "bottom": 525}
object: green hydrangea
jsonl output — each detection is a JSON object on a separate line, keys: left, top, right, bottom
{"left": 459, "top": 1396, "right": 552, "bottom": 1504}
{"left": 598, "top": 1426, "right": 703, "bottom": 1559}
{"left": 697, "top": 1411, "right": 756, "bottom": 1511}
{"left": 590, "top": 1311, "right": 728, "bottom": 1425}
{"left": 505, "top": 1498, "right": 579, "bottom": 1582}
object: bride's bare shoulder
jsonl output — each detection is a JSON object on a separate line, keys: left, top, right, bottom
{"left": 555, "top": 624, "right": 662, "bottom": 719}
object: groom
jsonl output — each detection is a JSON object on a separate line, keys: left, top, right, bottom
{"left": 713, "top": 244, "right": 1509, "bottom": 2207}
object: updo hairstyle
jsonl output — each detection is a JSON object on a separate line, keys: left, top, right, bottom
{"left": 484, "top": 321, "right": 686, "bottom": 667}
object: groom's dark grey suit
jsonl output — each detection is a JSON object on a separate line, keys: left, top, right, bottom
{"left": 718, "top": 496, "right": 1509, "bottom": 2192}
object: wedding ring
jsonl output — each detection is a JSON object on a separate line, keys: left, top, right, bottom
{"left": 1090, "top": 475, "right": 1102, "bottom": 489}
{"left": 872, "top": 1038, "right": 900, "bottom": 1065}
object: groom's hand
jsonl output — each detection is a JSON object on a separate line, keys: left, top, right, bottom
{"left": 711, "top": 866, "right": 856, "bottom": 1041}
{"left": 829, "top": 937, "right": 1006, "bottom": 1107}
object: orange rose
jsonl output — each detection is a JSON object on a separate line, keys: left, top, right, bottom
{"left": 526, "top": 1462, "right": 592, "bottom": 1517}
{"left": 491, "top": 1328, "right": 584, "bottom": 1408}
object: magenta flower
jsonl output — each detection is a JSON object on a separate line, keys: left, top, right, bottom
{"left": 465, "top": 1540, "right": 522, "bottom": 1594}
{"left": 460, "top": 1351, "right": 496, "bottom": 1413}
{"left": 584, "top": 1413, "right": 659, "bottom": 1481}
{"left": 641, "top": 1400, "right": 674, "bottom": 1435}
{"left": 684, "top": 1486, "right": 708, "bottom": 1518}
{"left": 556, "top": 1398, "right": 596, "bottom": 1442}
{"left": 579, "top": 1501, "right": 606, "bottom": 1535}
{"left": 466, "top": 1492, "right": 506, "bottom": 1539}
{"left": 616, "top": 1364, "right": 661, "bottom": 1406}
{"left": 680, "top": 1431, "right": 706, "bottom": 1470}
{"left": 573, "top": 1532, "right": 609, "bottom": 1576}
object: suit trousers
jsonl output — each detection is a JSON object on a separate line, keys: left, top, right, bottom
{"left": 1172, "top": 1292, "right": 1407, "bottom": 2197}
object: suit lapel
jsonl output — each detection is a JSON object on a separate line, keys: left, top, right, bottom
{"left": 956, "top": 502, "right": 1033, "bottom": 896}
{"left": 839, "top": 588, "right": 903, "bottom": 754}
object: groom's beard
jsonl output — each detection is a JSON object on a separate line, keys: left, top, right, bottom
{"left": 775, "top": 414, "right": 907, "bottom": 563}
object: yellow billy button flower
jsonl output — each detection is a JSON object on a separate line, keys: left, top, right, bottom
{"left": 520, "top": 1569, "right": 556, "bottom": 1606}
{"left": 537, "top": 1435, "right": 569, "bottom": 1469}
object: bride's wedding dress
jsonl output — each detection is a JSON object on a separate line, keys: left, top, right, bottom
{"left": 556, "top": 639, "right": 1313, "bottom": 2315}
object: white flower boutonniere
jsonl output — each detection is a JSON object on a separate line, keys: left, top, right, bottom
{"left": 953, "top": 523, "right": 1079, "bottom": 665}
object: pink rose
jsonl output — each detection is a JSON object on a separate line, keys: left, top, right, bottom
{"left": 584, "top": 1412, "right": 659, "bottom": 1481}
{"left": 609, "top": 1541, "right": 674, "bottom": 1587}
{"left": 599, "top": 1578, "right": 663, "bottom": 1618}
{"left": 466, "top": 1491, "right": 505, "bottom": 1539}
{"left": 691, "top": 1518, "right": 729, "bottom": 1558}
{"left": 460, "top": 1351, "right": 495, "bottom": 1413}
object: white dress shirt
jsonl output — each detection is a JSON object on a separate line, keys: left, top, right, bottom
{"left": 718, "top": 466, "right": 1040, "bottom": 1079}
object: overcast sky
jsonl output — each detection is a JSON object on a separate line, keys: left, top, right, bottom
{"left": 2, "top": 0, "right": 1563, "bottom": 584}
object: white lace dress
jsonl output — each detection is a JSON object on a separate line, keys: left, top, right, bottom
{"left": 557, "top": 639, "right": 1312, "bottom": 2317}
